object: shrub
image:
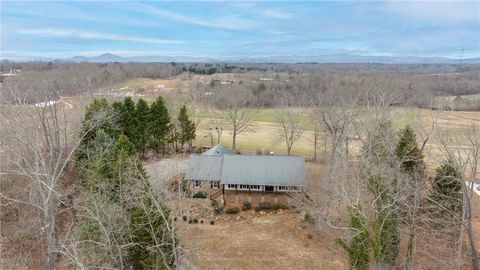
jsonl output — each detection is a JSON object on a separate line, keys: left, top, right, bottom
{"left": 193, "top": 191, "right": 207, "bottom": 199}
{"left": 272, "top": 203, "right": 288, "bottom": 210}
{"left": 192, "top": 218, "right": 198, "bottom": 224}
{"left": 182, "top": 216, "right": 187, "bottom": 222}
{"left": 243, "top": 201, "right": 252, "bottom": 210}
{"left": 213, "top": 205, "right": 224, "bottom": 214}
{"left": 253, "top": 206, "right": 261, "bottom": 211}
{"left": 210, "top": 220, "right": 215, "bottom": 225}
{"left": 211, "top": 200, "right": 219, "bottom": 207}
{"left": 225, "top": 207, "right": 240, "bottom": 214}
{"left": 258, "top": 201, "right": 272, "bottom": 210}
{"left": 200, "top": 220, "right": 204, "bottom": 224}
{"left": 304, "top": 211, "right": 315, "bottom": 224}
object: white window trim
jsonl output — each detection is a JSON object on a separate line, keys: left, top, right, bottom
{"left": 211, "top": 181, "right": 220, "bottom": 189}
{"left": 193, "top": 180, "right": 202, "bottom": 189}
{"left": 226, "top": 184, "right": 238, "bottom": 190}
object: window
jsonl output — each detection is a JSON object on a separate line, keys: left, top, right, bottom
{"left": 193, "top": 180, "right": 201, "bottom": 189}
{"left": 250, "top": 185, "right": 261, "bottom": 190}
{"left": 227, "top": 184, "right": 238, "bottom": 189}
{"left": 211, "top": 181, "right": 220, "bottom": 189}
{"left": 240, "top": 184, "right": 249, "bottom": 189}
{"left": 278, "top": 186, "right": 288, "bottom": 191}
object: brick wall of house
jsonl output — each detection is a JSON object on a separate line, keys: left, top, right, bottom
{"left": 187, "top": 182, "right": 292, "bottom": 206}
{"left": 188, "top": 180, "right": 221, "bottom": 196}
{"left": 223, "top": 190, "right": 290, "bottom": 206}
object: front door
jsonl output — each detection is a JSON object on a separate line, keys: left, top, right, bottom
{"left": 265, "top": 185, "right": 274, "bottom": 192}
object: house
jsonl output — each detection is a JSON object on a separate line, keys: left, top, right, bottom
{"left": 185, "top": 144, "right": 306, "bottom": 206}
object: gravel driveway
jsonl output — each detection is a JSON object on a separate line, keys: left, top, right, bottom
{"left": 144, "top": 157, "right": 187, "bottom": 192}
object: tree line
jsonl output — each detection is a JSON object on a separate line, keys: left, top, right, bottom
{"left": 71, "top": 96, "right": 196, "bottom": 269}
{"left": 77, "top": 96, "right": 196, "bottom": 161}
{"left": 336, "top": 124, "right": 469, "bottom": 270}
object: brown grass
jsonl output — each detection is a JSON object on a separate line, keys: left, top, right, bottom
{"left": 178, "top": 212, "right": 345, "bottom": 270}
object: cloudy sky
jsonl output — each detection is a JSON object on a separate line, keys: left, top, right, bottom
{"left": 1, "top": 1, "right": 479, "bottom": 60}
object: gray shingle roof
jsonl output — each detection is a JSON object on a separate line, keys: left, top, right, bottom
{"left": 185, "top": 155, "right": 223, "bottom": 181}
{"left": 202, "top": 144, "right": 235, "bottom": 156}
{"left": 221, "top": 155, "right": 306, "bottom": 186}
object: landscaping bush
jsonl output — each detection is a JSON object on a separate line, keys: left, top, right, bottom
{"left": 253, "top": 206, "right": 261, "bottom": 212}
{"left": 182, "top": 216, "right": 187, "bottom": 222}
{"left": 272, "top": 203, "right": 288, "bottom": 210}
{"left": 211, "top": 200, "right": 219, "bottom": 207}
{"left": 243, "top": 201, "right": 252, "bottom": 210}
{"left": 193, "top": 191, "right": 207, "bottom": 199}
{"left": 258, "top": 201, "right": 272, "bottom": 210}
{"left": 210, "top": 220, "right": 215, "bottom": 225}
{"left": 225, "top": 207, "right": 240, "bottom": 214}
{"left": 213, "top": 205, "right": 224, "bottom": 214}
{"left": 304, "top": 211, "right": 315, "bottom": 224}
{"left": 192, "top": 218, "right": 198, "bottom": 224}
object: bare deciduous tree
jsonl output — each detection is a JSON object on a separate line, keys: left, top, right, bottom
{"left": 437, "top": 127, "right": 479, "bottom": 270}
{"left": 314, "top": 77, "right": 361, "bottom": 164}
{"left": 218, "top": 86, "right": 253, "bottom": 150}
{"left": 276, "top": 107, "right": 305, "bottom": 155}
{"left": 0, "top": 88, "right": 99, "bottom": 269}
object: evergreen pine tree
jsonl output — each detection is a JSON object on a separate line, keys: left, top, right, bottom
{"left": 395, "top": 125, "right": 424, "bottom": 175}
{"left": 177, "top": 104, "right": 196, "bottom": 150}
{"left": 149, "top": 96, "right": 172, "bottom": 152}
{"left": 113, "top": 97, "right": 140, "bottom": 149}
{"left": 129, "top": 196, "right": 177, "bottom": 269}
{"left": 430, "top": 160, "right": 463, "bottom": 218}
{"left": 361, "top": 122, "right": 400, "bottom": 268}
{"left": 135, "top": 98, "right": 150, "bottom": 153}
{"left": 107, "top": 135, "right": 144, "bottom": 201}
{"left": 337, "top": 203, "right": 371, "bottom": 270}
{"left": 368, "top": 175, "right": 400, "bottom": 268}
{"left": 80, "top": 129, "right": 115, "bottom": 189}
{"left": 76, "top": 98, "right": 117, "bottom": 164}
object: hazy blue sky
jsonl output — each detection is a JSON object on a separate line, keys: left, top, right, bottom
{"left": 1, "top": 1, "right": 479, "bottom": 60}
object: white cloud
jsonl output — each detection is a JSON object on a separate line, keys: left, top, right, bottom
{"left": 141, "top": 5, "right": 255, "bottom": 30}
{"left": 1, "top": 49, "right": 214, "bottom": 59}
{"left": 262, "top": 9, "right": 293, "bottom": 19}
{"left": 17, "top": 28, "right": 183, "bottom": 44}
{"left": 382, "top": 1, "right": 480, "bottom": 22}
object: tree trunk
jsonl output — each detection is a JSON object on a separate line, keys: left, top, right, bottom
{"left": 232, "top": 125, "right": 237, "bottom": 150}
{"left": 44, "top": 200, "right": 57, "bottom": 270}
{"left": 465, "top": 194, "right": 479, "bottom": 270}
{"left": 405, "top": 228, "right": 415, "bottom": 270}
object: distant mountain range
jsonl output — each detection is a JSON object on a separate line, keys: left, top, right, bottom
{"left": 3, "top": 53, "right": 479, "bottom": 64}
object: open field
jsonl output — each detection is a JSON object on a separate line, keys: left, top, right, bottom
{"left": 434, "top": 94, "right": 480, "bottom": 110}
{"left": 111, "top": 77, "right": 179, "bottom": 90}
{"left": 194, "top": 106, "right": 480, "bottom": 168}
